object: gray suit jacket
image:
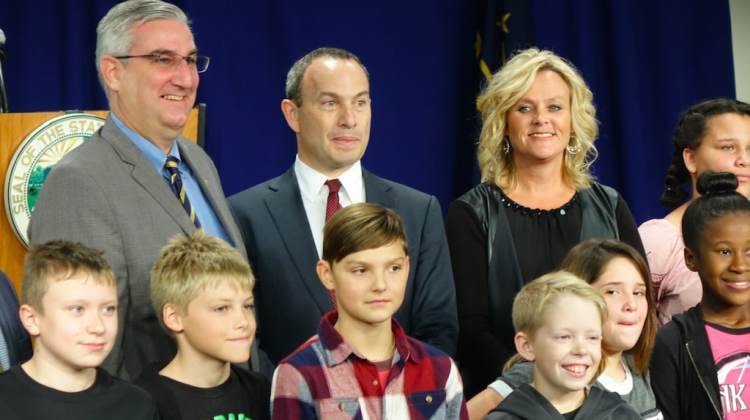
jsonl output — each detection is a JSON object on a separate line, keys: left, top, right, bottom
{"left": 228, "top": 166, "right": 458, "bottom": 368}
{"left": 27, "top": 116, "right": 248, "bottom": 380}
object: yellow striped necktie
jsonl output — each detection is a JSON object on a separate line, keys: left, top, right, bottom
{"left": 164, "top": 155, "right": 201, "bottom": 228}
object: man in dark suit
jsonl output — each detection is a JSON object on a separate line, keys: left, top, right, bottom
{"left": 27, "top": 0, "right": 248, "bottom": 380}
{"left": 0, "top": 270, "right": 32, "bottom": 371}
{"left": 229, "top": 48, "right": 458, "bottom": 370}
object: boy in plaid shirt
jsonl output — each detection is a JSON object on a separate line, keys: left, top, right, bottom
{"left": 271, "top": 203, "right": 467, "bottom": 419}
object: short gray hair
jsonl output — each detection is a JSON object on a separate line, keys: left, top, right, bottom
{"left": 285, "top": 47, "right": 370, "bottom": 106}
{"left": 96, "top": 0, "right": 191, "bottom": 96}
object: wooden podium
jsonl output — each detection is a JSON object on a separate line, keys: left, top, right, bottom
{"left": 0, "top": 106, "right": 204, "bottom": 297}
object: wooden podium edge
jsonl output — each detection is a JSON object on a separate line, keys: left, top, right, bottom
{"left": 1, "top": 107, "right": 203, "bottom": 297}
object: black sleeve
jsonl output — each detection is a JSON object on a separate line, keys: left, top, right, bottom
{"left": 615, "top": 193, "right": 647, "bottom": 260}
{"left": 445, "top": 200, "right": 513, "bottom": 395}
{"left": 650, "top": 323, "right": 683, "bottom": 420}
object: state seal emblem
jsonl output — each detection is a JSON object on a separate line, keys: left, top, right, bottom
{"left": 4, "top": 114, "right": 105, "bottom": 247}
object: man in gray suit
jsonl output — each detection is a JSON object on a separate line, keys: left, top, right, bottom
{"left": 28, "top": 0, "right": 246, "bottom": 381}
{"left": 229, "top": 48, "right": 458, "bottom": 372}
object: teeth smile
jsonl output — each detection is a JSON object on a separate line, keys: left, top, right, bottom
{"left": 163, "top": 95, "right": 184, "bottom": 101}
{"left": 564, "top": 365, "right": 587, "bottom": 373}
{"left": 530, "top": 133, "right": 553, "bottom": 137}
{"left": 730, "top": 281, "right": 749, "bottom": 285}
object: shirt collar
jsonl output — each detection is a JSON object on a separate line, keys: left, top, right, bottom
{"left": 316, "top": 311, "right": 417, "bottom": 367}
{"left": 110, "top": 112, "right": 180, "bottom": 170}
{"left": 294, "top": 156, "right": 363, "bottom": 203}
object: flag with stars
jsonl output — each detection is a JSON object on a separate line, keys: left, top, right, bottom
{"left": 475, "top": 0, "right": 534, "bottom": 86}
{"left": 468, "top": 0, "right": 534, "bottom": 184}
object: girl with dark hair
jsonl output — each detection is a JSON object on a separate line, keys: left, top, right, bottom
{"left": 639, "top": 99, "right": 750, "bottom": 326}
{"left": 468, "top": 239, "right": 661, "bottom": 420}
{"left": 651, "top": 171, "right": 750, "bottom": 420}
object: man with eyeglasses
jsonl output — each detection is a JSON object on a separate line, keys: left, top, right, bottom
{"left": 28, "top": 0, "right": 247, "bottom": 381}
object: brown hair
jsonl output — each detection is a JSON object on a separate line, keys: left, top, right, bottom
{"left": 557, "top": 238, "right": 656, "bottom": 374}
{"left": 322, "top": 203, "right": 407, "bottom": 265}
{"left": 661, "top": 99, "right": 750, "bottom": 206}
{"left": 22, "top": 240, "right": 116, "bottom": 313}
{"left": 285, "top": 47, "right": 370, "bottom": 106}
{"left": 150, "top": 229, "right": 254, "bottom": 335}
{"left": 504, "top": 271, "right": 608, "bottom": 385}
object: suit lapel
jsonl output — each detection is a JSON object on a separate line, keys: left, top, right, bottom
{"left": 363, "top": 168, "right": 398, "bottom": 210}
{"left": 177, "top": 140, "right": 246, "bottom": 257}
{"left": 100, "top": 117, "right": 196, "bottom": 236}
{"left": 265, "top": 167, "right": 332, "bottom": 313}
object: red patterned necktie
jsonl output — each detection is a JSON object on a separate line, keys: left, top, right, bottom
{"left": 324, "top": 179, "right": 343, "bottom": 309}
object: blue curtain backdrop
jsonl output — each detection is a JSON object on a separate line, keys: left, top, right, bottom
{"left": 0, "top": 0, "right": 735, "bottom": 224}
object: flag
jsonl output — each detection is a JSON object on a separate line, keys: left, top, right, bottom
{"left": 475, "top": 0, "right": 534, "bottom": 84}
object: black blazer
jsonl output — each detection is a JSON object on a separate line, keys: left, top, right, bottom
{"left": 0, "top": 271, "right": 32, "bottom": 367}
{"left": 229, "top": 166, "right": 458, "bottom": 367}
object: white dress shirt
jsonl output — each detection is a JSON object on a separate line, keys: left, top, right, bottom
{"left": 294, "top": 156, "right": 366, "bottom": 258}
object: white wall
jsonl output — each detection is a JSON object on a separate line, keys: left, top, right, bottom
{"left": 730, "top": 0, "right": 750, "bottom": 102}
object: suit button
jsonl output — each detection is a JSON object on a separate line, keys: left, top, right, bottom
{"left": 372, "top": 379, "right": 378, "bottom": 386}
{"left": 425, "top": 395, "right": 433, "bottom": 403}
{"left": 338, "top": 402, "right": 345, "bottom": 410}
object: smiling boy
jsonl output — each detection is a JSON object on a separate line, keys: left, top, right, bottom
{"left": 271, "top": 203, "right": 467, "bottom": 419}
{"left": 486, "top": 272, "right": 640, "bottom": 420}
{"left": 0, "top": 240, "right": 158, "bottom": 420}
{"left": 135, "top": 230, "right": 270, "bottom": 420}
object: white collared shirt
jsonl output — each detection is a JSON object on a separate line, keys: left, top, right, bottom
{"left": 294, "top": 156, "right": 366, "bottom": 257}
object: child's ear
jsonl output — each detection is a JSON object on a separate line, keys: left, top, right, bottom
{"left": 683, "top": 148, "right": 698, "bottom": 175}
{"left": 19, "top": 304, "right": 41, "bottom": 337}
{"left": 404, "top": 255, "right": 410, "bottom": 273}
{"left": 162, "top": 304, "right": 184, "bottom": 334}
{"left": 515, "top": 332, "right": 535, "bottom": 362}
{"left": 685, "top": 247, "right": 698, "bottom": 272}
{"left": 317, "top": 260, "right": 335, "bottom": 291}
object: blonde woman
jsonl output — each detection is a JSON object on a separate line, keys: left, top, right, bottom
{"left": 445, "top": 48, "right": 645, "bottom": 397}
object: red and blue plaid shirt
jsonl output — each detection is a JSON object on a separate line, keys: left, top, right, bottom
{"left": 271, "top": 312, "right": 468, "bottom": 419}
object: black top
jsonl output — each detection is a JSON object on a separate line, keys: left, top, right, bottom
{"left": 500, "top": 190, "right": 583, "bottom": 283}
{"left": 135, "top": 362, "right": 271, "bottom": 420}
{"left": 651, "top": 305, "right": 724, "bottom": 420}
{"left": 0, "top": 365, "right": 159, "bottom": 420}
{"left": 562, "top": 407, "right": 581, "bottom": 420}
{"left": 446, "top": 187, "right": 645, "bottom": 397}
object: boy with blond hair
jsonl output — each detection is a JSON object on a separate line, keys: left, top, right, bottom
{"left": 271, "top": 203, "right": 467, "bottom": 419}
{"left": 135, "top": 229, "right": 269, "bottom": 420}
{"left": 485, "top": 272, "right": 640, "bottom": 420}
{"left": 0, "top": 240, "right": 158, "bottom": 419}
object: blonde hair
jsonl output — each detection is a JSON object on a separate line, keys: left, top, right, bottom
{"left": 151, "top": 230, "right": 254, "bottom": 335}
{"left": 504, "top": 271, "right": 608, "bottom": 384}
{"left": 477, "top": 48, "right": 599, "bottom": 192}
{"left": 22, "top": 240, "right": 115, "bottom": 314}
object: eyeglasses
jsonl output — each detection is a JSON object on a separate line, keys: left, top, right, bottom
{"left": 114, "top": 53, "right": 210, "bottom": 73}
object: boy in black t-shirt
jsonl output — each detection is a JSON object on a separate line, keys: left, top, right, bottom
{"left": 0, "top": 240, "right": 159, "bottom": 420}
{"left": 135, "top": 230, "right": 270, "bottom": 420}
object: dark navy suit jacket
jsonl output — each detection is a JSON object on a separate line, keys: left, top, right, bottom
{"left": 0, "top": 271, "right": 32, "bottom": 367}
{"left": 229, "top": 167, "right": 458, "bottom": 368}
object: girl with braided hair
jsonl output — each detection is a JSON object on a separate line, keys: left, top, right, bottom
{"left": 638, "top": 99, "right": 750, "bottom": 326}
